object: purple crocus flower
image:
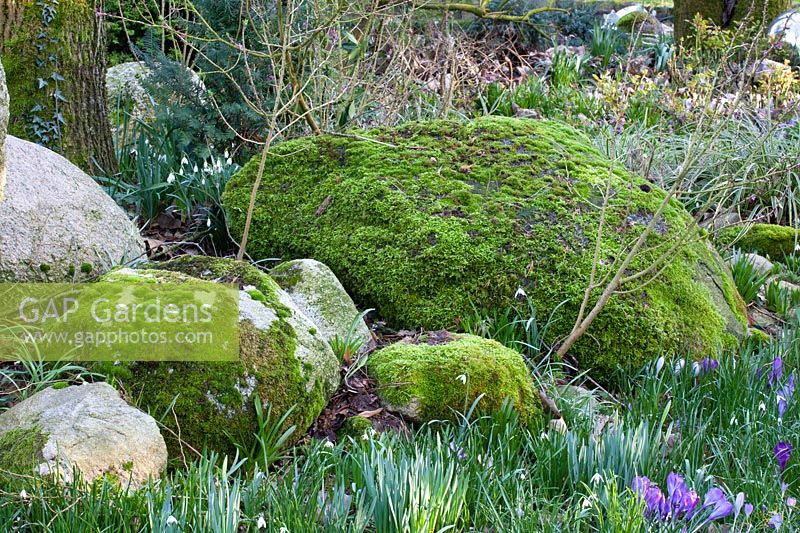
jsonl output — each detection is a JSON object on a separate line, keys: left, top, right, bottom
{"left": 745, "top": 503, "right": 754, "bottom": 516}
{"left": 734, "top": 492, "right": 746, "bottom": 516}
{"left": 632, "top": 476, "right": 668, "bottom": 520}
{"left": 778, "top": 373, "right": 796, "bottom": 418}
{"left": 775, "top": 442, "right": 793, "bottom": 472}
{"left": 701, "top": 358, "right": 719, "bottom": 373}
{"left": 666, "top": 473, "right": 699, "bottom": 518}
{"left": 702, "top": 487, "right": 733, "bottom": 521}
{"left": 769, "top": 512, "right": 784, "bottom": 529}
{"left": 769, "top": 358, "right": 784, "bottom": 387}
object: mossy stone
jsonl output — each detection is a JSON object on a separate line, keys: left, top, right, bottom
{"left": 0, "top": 427, "right": 47, "bottom": 479}
{"left": 369, "top": 334, "right": 542, "bottom": 425}
{"left": 717, "top": 224, "right": 799, "bottom": 261}
{"left": 95, "top": 257, "right": 339, "bottom": 459}
{"left": 224, "top": 117, "right": 747, "bottom": 384}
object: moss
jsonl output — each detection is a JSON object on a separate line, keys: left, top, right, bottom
{"left": 0, "top": 427, "right": 47, "bottom": 478}
{"left": 369, "top": 334, "right": 541, "bottom": 425}
{"left": 224, "top": 117, "right": 747, "bottom": 385}
{"left": 337, "top": 415, "right": 374, "bottom": 441}
{"left": 95, "top": 257, "right": 336, "bottom": 459}
{"left": 717, "top": 224, "right": 799, "bottom": 261}
{"left": 80, "top": 262, "right": 93, "bottom": 274}
{"left": 39, "top": 264, "right": 50, "bottom": 273}
{"left": 247, "top": 289, "right": 267, "bottom": 304}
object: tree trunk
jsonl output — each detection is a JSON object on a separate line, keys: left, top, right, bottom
{"left": 0, "top": 59, "right": 7, "bottom": 202}
{"left": 673, "top": 0, "right": 790, "bottom": 43}
{"left": 0, "top": 0, "right": 117, "bottom": 174}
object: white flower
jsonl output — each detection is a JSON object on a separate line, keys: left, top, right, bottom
{"left": 279, "top": 527, "right": 290, "bottom": 533}
{"left": 655, "top": 356, "right": 665, "bottom": 374}
{"left": 730, "top": 416, "right": 738, "bottom": 426}
{"left": 590, "top": 472, "right": 603, "bottom": 485}
{"left": 759, "top": 401, "right": 767, "bottom": 412}
{"left": 181, "top": 156, "right": 189, "bottom": 167}
{"left": 514, "top": 287, "right": 527, "bottom": 300}
{"left": 692, "top": 361, "right": 701, "bottom": 377}
{"left": 519, "top": 471, "right": 526, "bottom": 480}
{"left": 207, "top": 217, "right": 212, "bottom": 228}
{"left": 674, "top": 358, "right": 686, "bottom": 373}
{"left": 193, "top": 164, "right": 199, "bottom": 173}
{"left": 257, "top": 515, "right": 267, "bottom": 529}
{"left": 167, "top": 172, "right": 176, "bottom": 184}
{"left": 456, "top": 374, "right": 467, "bottom": 385}
{"left": 166, "top": 515, "right": 178, "bottom": 526}
{"left": 324, "top": 440, "right": 334, "bottom": 448}
{"left": 19, "top": 490, "right": 28, "bottom": 499}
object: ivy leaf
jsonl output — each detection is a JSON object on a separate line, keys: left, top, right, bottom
{"left": 50, "top": 72, "right": 65, "bottom": 82}
{"left": 52, "top": 90, "right": 67, "bottom": 103}
{"left": 37, "top": 78, "right": 48, "bottom": 89}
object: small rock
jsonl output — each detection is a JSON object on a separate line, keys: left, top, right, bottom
{"left": 728, "top": 253, "right": 774, "bottom": 276}
{"left": 0, "top": 382, "right": 167, "bottom": 489}
{"left": 270, "top": 259, "right": 371, "bottom": 350}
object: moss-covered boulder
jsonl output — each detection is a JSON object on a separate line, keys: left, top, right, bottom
{"left": 717, "top": 224, "right": 799, "bottom": 260}
{"left": 270, "top": 259, "right": 371, "bottom": 350}
{"left": 369, "top": 333, "right": 541, "bottom": 425}
{"left": 223, "top": 117, "right": 747, "bottom": 384}
{"left": 97, "top": 257, "right": 340, "bottom": 458}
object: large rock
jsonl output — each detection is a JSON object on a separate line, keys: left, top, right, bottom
{"left": 97, "top": 256, "right": 340, "bottom": 458}
{"left": 223, "top": 117, "right": 747, "bottom": 384}
{"left": 369, "top": 333, "right": 541, "bottom": 425}
{"left": 0, "top": 382, "right": 167, "bottom": 488}
{"left": 0, "top": 59, "right": 7, "bottom": 202}
{"left": 270, "top": 259, "right": 371, "bottom": 349}
{"left": 0, "top": 136, "right": 144, "bottom": 281}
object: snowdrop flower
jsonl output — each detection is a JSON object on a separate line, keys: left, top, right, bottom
{"left": 514, "top": 287, "right": 527, "bottom": 300}
{"left": 181, "top": 156, "right": 189, "bottom": 167}
{"left": 257, "top": 515, "right": 267, "bottom": 529}
{"left": 760, "top": 401, "right": 767, "bottom": 412}
{"left": 655, "top": 356, "right": 665, "bottom": 374}
{"left": 166, "top": 515, "right": 178, "bottom": 526}
{"left": 19, "top": 490, "right": 28, "bottom": 500}
{"left": 193, "top": 164, "right": 199, "bottom": 173}
{"left": 519, "top": 471, "right": 526, "bottom": 480}
{"left": 207, "top": 217, "right": 212, "bottom": 228}
{"left": 167, "top": 172, "right": 176, "bottom": 184}
{"left": 279, "top": 527, "right": 290, "bottom": 533}
{"left": 456, "top": 374, "right": 467, "bottom": 385}
{"left": 324, "top": 440, "right": 334, "bottom": 448}
{"left": 590, "top": 472, "right": 603, "bottom": 485}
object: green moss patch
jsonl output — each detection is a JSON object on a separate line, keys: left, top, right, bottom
{"left": 717, "top": 224, "right": 800, "bottom": 261}
{"left": 0, "top": 427, "right": 47, "bottom": 479}
{"left": 369, "top": 334, "right": 541, "bottom": 425}
{"left": 224, "top": 117, "right": 746, "bottom": 384}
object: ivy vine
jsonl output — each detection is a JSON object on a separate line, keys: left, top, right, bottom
{"left": 29, "top": 0, "right": 66, "bottom": 150}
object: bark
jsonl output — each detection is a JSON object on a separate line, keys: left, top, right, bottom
{"left": 673, "top": 0, "right": 790, "bottom": 43}
{"left": 0, "top": 0, "right": 117, "bottom": 174}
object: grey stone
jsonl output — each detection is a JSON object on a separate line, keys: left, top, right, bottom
{"left": 0, "top": 136, "right": 145, "bottom": 281}
{"left": 728, "top": 253, "right": 774, "bottom": 277}
{"left": 270, "top": 259, "right": 371, "bottom": 349}
{"left": 0, "top": 382, "right": 167, "bottom": 488}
